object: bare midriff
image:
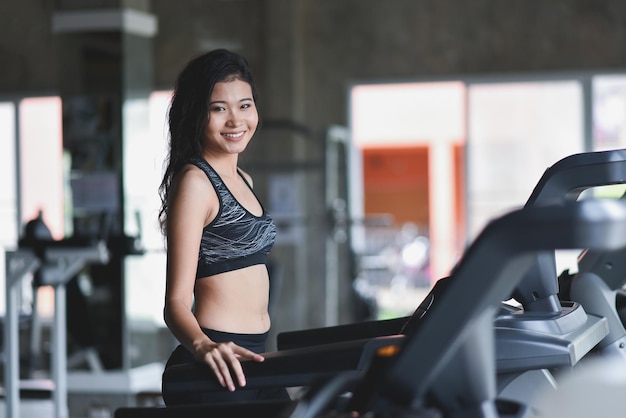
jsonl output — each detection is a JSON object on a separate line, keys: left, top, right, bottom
{"left": 193, "top": 263, "right": 271, "bottom": 334}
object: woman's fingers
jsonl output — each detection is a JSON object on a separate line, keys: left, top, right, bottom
{"left": 227, "top": 352, "right": 247, "bottom": 389}
{"left": 205, "top": 353, "right": 236, "bottom": 391}
{"left": 233, "top": 345, "right": 265, "bottom": 362}
{"left": 204, "top": 342, "right": 264, "bottom": 391}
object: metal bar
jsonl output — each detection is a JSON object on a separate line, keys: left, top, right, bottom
{"left": 52, "top": 284, "right": 68, "bottom": 418}
{"left": 4, "top": 250, "right": 40, "bottom": 418}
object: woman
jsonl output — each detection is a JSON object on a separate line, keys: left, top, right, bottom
{"left": 158, "top": 49, "right": 287, "bottom": 405}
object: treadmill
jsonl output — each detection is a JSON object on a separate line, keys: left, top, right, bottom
{"left": 276, "top": 147, "right": 626, "bottom": 405}
{"left": 116, "top": 197, "right": 626, "bottom": 417}
{"left": 158, "top": 149, "right": 626, "bottom": 404}
{"left": 494, "top": 148, "right": 626, "bottom": 403}
{"left": 158, "top": 150, "right": 626, "bottom": 397}
{"left": 340, "top": 198, "right": 626, "bottom": 418}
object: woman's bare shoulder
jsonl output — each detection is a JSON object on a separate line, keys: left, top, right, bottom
{"left": 168, "top": 163, "right": 218, "bottom": 225}
{"left": 170, "top": 164, "right": 214, "bottom": 203}
{"left": 173, "top": 163, "right": 208, "bottom": 187}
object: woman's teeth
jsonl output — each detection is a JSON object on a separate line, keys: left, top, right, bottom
{"left": 224, "top": 132, "right": 244, "bottom": 138}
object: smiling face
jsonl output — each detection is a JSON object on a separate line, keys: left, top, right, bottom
{"left": 203, "top": 78, "right": 259, "bottom": 156}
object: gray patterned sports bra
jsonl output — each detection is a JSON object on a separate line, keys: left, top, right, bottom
{"left": 189, "top": 157, "right": 277, "bottom": 278}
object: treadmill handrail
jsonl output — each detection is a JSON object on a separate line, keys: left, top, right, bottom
{"left": 162, "top": 335, "right": 406, "bottom": 393}
{"left": 516, "top": 148, "right": 626, "bottom": 312}
{"left": 525, "top": 148, "right": 626, "bottom": 207}
{"left": 277, "top": 316, "right": 408, "bottom": 351}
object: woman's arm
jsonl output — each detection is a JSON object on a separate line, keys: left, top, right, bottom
{"left": 163, "top": 165, "right": 263, "bottom": 391}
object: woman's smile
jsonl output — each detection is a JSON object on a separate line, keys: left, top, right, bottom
{"left": 222, "top": 131, "right": 246, "bottom": 140}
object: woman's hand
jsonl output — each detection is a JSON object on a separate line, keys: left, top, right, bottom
{"left": 195, "top": 340, "right": 265, "bottom": 391}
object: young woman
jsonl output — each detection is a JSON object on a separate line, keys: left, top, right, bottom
{"left": 158, "top": 49, "right": 288, "bottom": 405}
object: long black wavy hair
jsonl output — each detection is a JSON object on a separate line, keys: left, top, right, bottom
{"left": 158, "top": 49, "right": 258, "bottom": 235}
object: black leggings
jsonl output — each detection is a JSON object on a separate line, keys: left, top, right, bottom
{"left": 162, "top": 328, "right": 290, "bottom": 406}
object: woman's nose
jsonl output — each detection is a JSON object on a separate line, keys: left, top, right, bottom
{"left": 226, "top": 109, "right": 241, "bottom": 125}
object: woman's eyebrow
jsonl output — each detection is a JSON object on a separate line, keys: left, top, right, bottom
{"left": 209, "top": 97, "right": 253, "bottom": 105}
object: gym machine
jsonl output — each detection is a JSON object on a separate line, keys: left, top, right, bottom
{"left": 493, "top": 147, "right": 626, "bottom": 402}
{"left": 278, "top": 147, "right": 626, "bottom": 405}
{"left": 157, "top": 148, "right": 626, "bottom": 405}
{"left": 114, "top": 196, "right": 626, "bottom": 417}
{"left": 4, "top": 223, "right": 109, "bottom": 418}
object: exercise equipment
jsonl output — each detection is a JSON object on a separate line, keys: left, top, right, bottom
{"left": 492, "top": 147, "right": 626, "bottom": 404}
{"left": 160, "top": 148, "right": 626, "bottom": 403}
{"left": 114, "top": 148, "right": 626, "bottom": 416}
{"left": 4, "top": 220, "right": 109, "bottom": 418}
{"left": 290, "top": 198, "right": 626, "bottom": 417}
{"left": 115, "top": 198, "right": 626, "bottom": 417}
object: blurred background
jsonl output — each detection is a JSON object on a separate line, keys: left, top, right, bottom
{"left": 2, "top": 0, "right": 626, "bottom": 415}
